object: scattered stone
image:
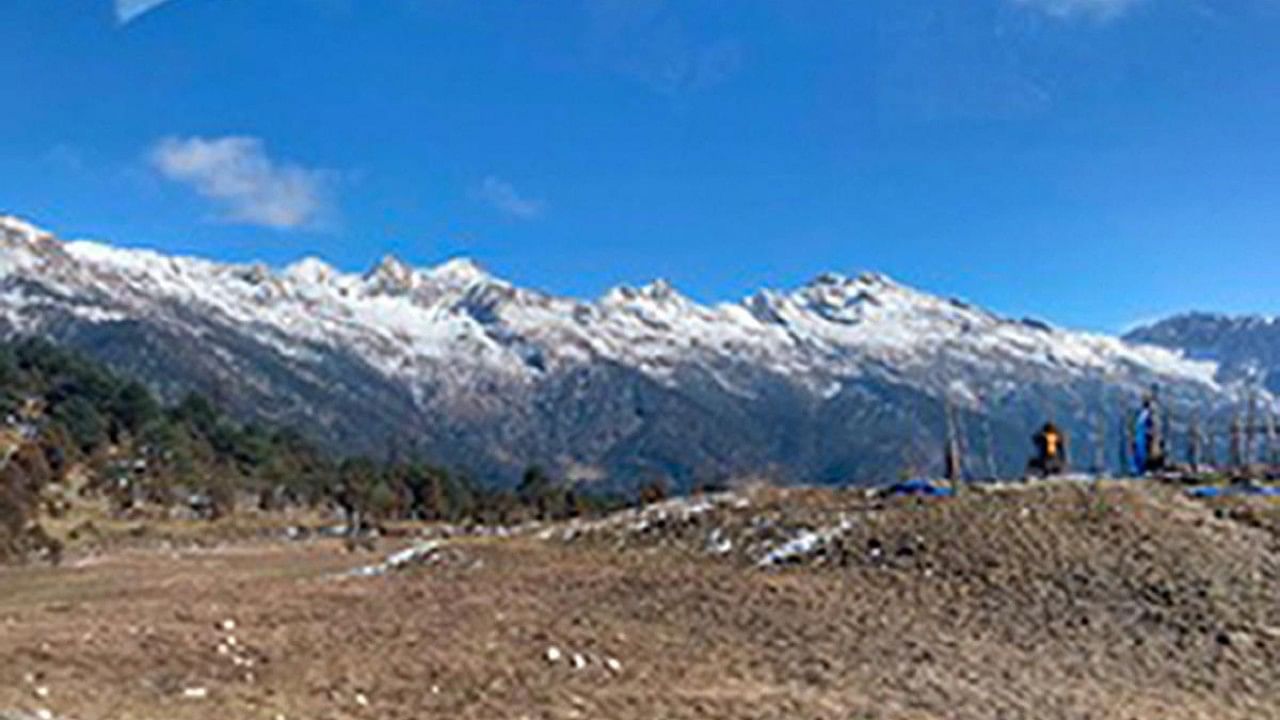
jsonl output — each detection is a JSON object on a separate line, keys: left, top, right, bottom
{"left": 33, "top": 686, "right": 49, "bottom": 699}
{"left": 545, "top": 646, "right": 562, "bottom": 663}
{"left": 182, "top": 686, "right": 209, "bottom": 700}
{"left": 571, "top": 652, "right": 587, "bottom": 670}
{"left": 34, "top": 710, "right": 53, "bottom": 720}
{"left": 604, "top": 657, "right": 623, "bottom": 674}
{"left": 354, "top": 692, "right": 370, "bottom": 707}
{"left": 220, "top": 619, "right": 237, "bottom": 632}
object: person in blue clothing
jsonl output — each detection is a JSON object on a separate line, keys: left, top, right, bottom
{"left": 1132, "top": 390, "right": 1166, "bottom": 475}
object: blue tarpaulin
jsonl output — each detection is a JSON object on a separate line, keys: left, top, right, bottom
{"left": 1187, "top": 484, "right": 1280, "bottom": 499}
{"left": 883, "top": 479, "right": 955, "bottom": 498}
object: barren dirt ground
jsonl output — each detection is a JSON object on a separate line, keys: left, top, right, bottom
{"left": 3, "top": 482, "right": 1280, "bottom": 720}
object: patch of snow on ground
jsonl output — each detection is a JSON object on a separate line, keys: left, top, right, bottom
{"left": 757, "top": 515, "right": 855, "bottom": 567}
{"left": 346, "top": 540, "right": 443, "bottom": 577}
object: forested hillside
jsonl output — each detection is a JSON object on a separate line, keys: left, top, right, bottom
{"left": 0, "top": 338, "right": 631, "bottom": 562}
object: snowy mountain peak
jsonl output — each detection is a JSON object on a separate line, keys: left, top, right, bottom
{"left": 638, "top": 278, "right": 682, "bottom": 302}
{"left": 808, "top": 271, "right": 850, "bottom": 287}
{"left": 284, "top": 256, "right": 340, "bottom": 286}
{"left": 602, "top": 278, "right": 689, "bottom": 308}
{"left": 364, "top": 255, "right": 418, "bottom": 295}
{"left": 0, "top": 215, "right": 54, "bottom": 243}
{"left": 856, "top": 270, "right": 896, "bottom": 286}
{"left": 802, "top": 270, "right": 899, "bottom": 290}
{"left": 425, "top": 257, "right": 494, "bottom": 288}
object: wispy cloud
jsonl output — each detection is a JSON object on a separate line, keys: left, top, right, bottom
{"left": 149, "top": 135, "right": 337, "bottom": 231}
{"left": 115, "top": 0, "right": 179, "bottom": 25}
{"left": 584, "top": 0, "right": 744, "bottom": 97}
{"left": 1010, "top": 0, "right": 1145, "bottom": 21}
{"left": 474, "top": 176, "right": 544, "bottom": 220}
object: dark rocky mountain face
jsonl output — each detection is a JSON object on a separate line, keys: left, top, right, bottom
{"left": 1125, "top": 313, "right": 1280, "bottom": 394}
{"left": 0, "top": 215, "right": 1268, "bottom": 489}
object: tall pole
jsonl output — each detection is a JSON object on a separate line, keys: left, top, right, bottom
{"left": 1093, "top": 413, "right": 1107, "bottom": 476}
{"left": 1187, "top": 409, "right": 1203, "bottom": 473}
{"left": 1267, "top": 412, "right": 1278, "bottom": 469}
{"left": 1121, "top": 404, "right": 1135, "bottom": 476}
{"left": 944, "top": 400, "right": 962, "bottom": 489}
{"left": 1245, "top": 392, "right": 1258, "bottom": 468}
{"left": 982, "top": 417, "right": 998, "bottom": 480}
{"left": 1230, "top": 413, "right": 1245, "bottom": 471}
{"left": 1206, "top": 422, "right": 1219, "bottom": 469}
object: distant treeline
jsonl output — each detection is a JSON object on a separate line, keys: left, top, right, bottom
{"left": 0, "top": 337, "right": 660, "bottom": 561}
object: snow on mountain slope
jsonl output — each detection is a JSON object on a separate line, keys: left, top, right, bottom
{"left": 1126, "top": 312, "right": 1280, "bottom": 394}
{"left": 0, "top": 215, "right": 1253, "bottom": 484}
{"left": 1, "top": 214, "right": 1221, "bottom": 394}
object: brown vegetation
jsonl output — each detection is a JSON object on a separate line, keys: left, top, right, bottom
{"left": 2, "top": 481, "right": 1280, "bottom": 719}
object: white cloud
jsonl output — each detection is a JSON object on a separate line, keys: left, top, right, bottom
{"left": 475, "top": 176, "right": 544, "bottom": 220}
{"left": 149, "top": 136, "right": 337, "bottom": 230}
{"left": 115, "top": 0, "right": 179, "bottom": 24}
{"left": 1011, "top": 0, "right": 1145, "bottom": 21}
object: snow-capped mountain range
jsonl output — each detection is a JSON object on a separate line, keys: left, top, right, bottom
{"left": 0, "top": 215, "right": 1268, "bottom": 486}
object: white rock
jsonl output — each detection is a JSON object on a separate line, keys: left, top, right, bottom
{"left": 355, "top": 692, "right": 370, "bottom": 707}
{"left": 571, "top": 653, "right": 587, "bottom": 670}
{"left": 35, "top": 709, "right": 53, "bottom": 720}
{"left": 605, "top": 657, "right": 623, "bottom": 673}
{"left": 34, "top": 685, "right": 50, "bottom": 698}
{"left": 545, "top": 646, "right": 562, "bottom": 663}
{"left": 226, "top": 635, "right": 238, "bottom": 647}
{"left": 183, "top": 686, "right": 209, "bottom": 700}
{"left": 216, "top": 643, "right": 230, "bottom": 655}
{"left": 221, "top": 619, "right": 237, "bottom": 631}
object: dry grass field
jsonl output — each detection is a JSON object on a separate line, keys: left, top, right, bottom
{"left": 3, "top": 481, "right": 1280, "bottom": 720}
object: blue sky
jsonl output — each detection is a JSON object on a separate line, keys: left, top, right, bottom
{"left": 2, "top": 0, "right": 1279, "bottom": 331}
